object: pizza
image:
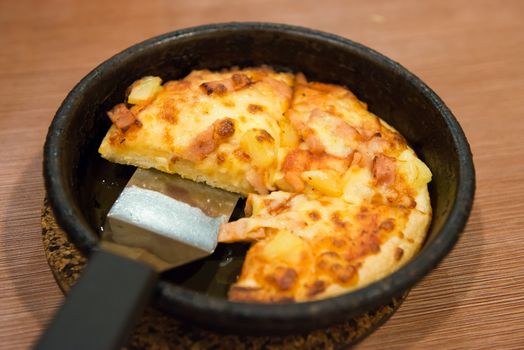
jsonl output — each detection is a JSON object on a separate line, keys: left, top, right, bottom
{"left": 99, "top": 67, "right": 294, "bottom": 194}
{"left": 99, "top": 67, "right": 432, "bottom": 303}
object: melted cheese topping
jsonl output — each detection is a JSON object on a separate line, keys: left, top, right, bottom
{"left": 99, "top": 67, "right": 432, "bottom": 303}
{"left": 221, "top": 192, "right": 430, "bottom": 302}
{"left": 272, "top": 74, "right": 431, "bottom": 212}
{"left": 99, "top": 67, "right": 294, "bottom": 194}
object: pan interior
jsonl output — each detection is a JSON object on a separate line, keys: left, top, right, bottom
{"left": 64, "top": 26, "right": 461, "bottom": 299}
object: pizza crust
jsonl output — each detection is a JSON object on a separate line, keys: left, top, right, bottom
{"left": 326, "top": 208, "right": 431, "bottom": 299}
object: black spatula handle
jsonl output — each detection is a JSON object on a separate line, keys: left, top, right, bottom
{"left": 35, "top": 249, "right": 158, "bottom": 350}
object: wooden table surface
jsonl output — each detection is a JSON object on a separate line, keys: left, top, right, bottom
{"left": 1, "top": 0, "right": 523, "bottom": 348}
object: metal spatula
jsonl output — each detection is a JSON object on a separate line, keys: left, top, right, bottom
{"left": 103, "top": 168, "right": 239, "bottom": 270}
{"left": 36, "top": 168, "right": 240, "bottom": 350}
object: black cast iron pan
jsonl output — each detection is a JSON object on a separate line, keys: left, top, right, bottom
{"left": 41, "top": 22, "right": 475, "bottom": 347}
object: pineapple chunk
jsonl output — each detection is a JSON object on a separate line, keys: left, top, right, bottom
{"left": 240, "top": 128, "right": 276, "bottom": 168}
{"left": 264, "top": 230, "right": 305, "bottom": 263}
{"left": 273, "top": 175, "right": 294, "bottom": 192}
{"left": 246, "top": 194, "right": 265, "bottom": 216}
{"left": 279, "top": 119, "right": 300, "bottom": 148}
{"left": 416, "top": 159, "right": 432, "bottom": 184}
{"left": 128, "top": 76, "right": 163, "bottom": 105}
{"left": 398, "top": 150, "right": 432, "bottom": 188}
{"left": 301, "top": 170, "right": 342, "bottom": 197}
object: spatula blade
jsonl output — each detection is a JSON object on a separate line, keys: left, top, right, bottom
{"left": 103, "top": 168, "right": 240, "bottom": 271}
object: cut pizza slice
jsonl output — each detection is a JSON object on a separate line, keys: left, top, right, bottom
{"left": 99, "top": 67, "right": 295, "bottom": 195}
{"left": 273, "top": 73, "right": 432, "bottom": 213}
{"left": 219, "top": 191, "right": 431, "bottom": 302}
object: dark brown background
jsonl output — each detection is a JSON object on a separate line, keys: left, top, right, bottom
{"left": 1, "top": 0, "right": 523, "bottom": 348}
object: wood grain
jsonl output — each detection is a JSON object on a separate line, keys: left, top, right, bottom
{"left": 1, "top": 0, "right": 523, "bottom": 348}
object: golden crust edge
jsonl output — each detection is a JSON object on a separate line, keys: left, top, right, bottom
{"left": 312, "top": 201, "right": 432, "bottom": 301}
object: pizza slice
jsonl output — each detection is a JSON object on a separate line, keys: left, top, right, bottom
{"left": 219, "top": 191, "right": 430, "bottom": 302}
{"left": 273, "top": 73, "right": 432, "bottom": 213}
{"left": 99, "top": 67, "right": 295, "bottom": 194}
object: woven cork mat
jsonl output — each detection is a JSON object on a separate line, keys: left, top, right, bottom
{"left": 41, "top": 201, "right": 405, "bottom": 350}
